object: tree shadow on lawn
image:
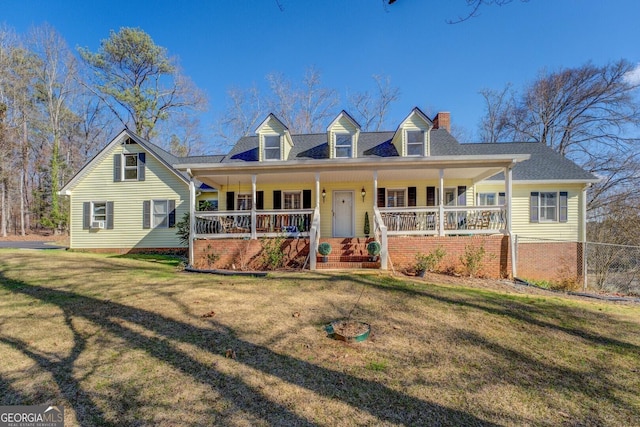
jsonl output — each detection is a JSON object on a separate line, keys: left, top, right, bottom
{"left": 0, "top": 273, "right": 498, "bottom": 426}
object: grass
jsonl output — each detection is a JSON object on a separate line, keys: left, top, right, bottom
{"left": 0, "top": 249, "right": 639, "bottom": 426}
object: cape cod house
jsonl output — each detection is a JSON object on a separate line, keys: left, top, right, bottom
{"left": 61, "top": 108, "right": 597, "bottom": 282}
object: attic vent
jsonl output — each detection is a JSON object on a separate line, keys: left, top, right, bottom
{"left": 123, "top": 137, "right": 136, "bottom": 145}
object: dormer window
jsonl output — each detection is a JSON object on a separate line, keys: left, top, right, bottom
{"left": 335, "top": 134, "right": 352, "bottom": 158}
{"left": 263, "top": 135, "right": 281, "bottom": 160}
{"left": 406, "top": 130, "right": 424, "bottom": 156}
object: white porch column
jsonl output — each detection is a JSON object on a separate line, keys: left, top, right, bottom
{"left": 188, "top": 174, "right": 196, "bottom": 267}
{"left": 251, "top": 175, "right": 257, "bottom": 240}
{"left": 581, "top": 184, "right": 589, "bottom": 290}
{"left": 373, "top": 170, "right": 378, "bottom": 209}
{"left": 315, "top": 172, "right": 320, "bottom": 208}
{"left": 506, "top": 166, "right": 516, "bottom": 278}
{"left": 438, "top": 169, "right": 445, "bottom": 236}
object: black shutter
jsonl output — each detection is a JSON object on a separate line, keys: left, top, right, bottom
{"left": 559, "top": 192, "right": 568, "bottom": 223}
{"left": 408, "top": 187, "right": 417, "bottom": 207}
{"left": 273, "top": 190, "right": 282, "bottom": 210}
{"left": 256, "top": 191, "right": 264, "bottom": 210}
{"left": 226, "top": 192, "right": 235, "bottom": 211}
{"left": 106, "top": 201, "right": 114, "bottom": 229}
{"left": 426, "top": 187, "right": 436, "bottom": 206}
{"left": 168, "top": 200, "right": 176, "bottom": 227}
{"left": 457, "top": 186, "right": 467, "bottom": 206}
{"left": 83, "top": 202, "right": 90, "bottom": 229}
{"left": 377, "top": 188, "right": 386, "bottom": 208}
{"left": 530, "top": 192, "right": 539, "bottom": 223}
{"left": 303, "top": 189, "right": 312, "bottom": 209}
{"left": 138, "top": 153, "right": 146, "bottom": 181}
{"left": 143, "top": 200, "right": 151, "bottom": 229}
{"left": 113, "top": 154, "right": 121, "bottom": 182}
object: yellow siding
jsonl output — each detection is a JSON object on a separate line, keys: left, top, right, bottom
{"left": 475, "top": 182, "right": 583, "bottom": 241}
{"left": 70, "top": 143, "right": 188, "bottom": 249}
{"left": 393, "top": 111, "right": 431, "bottom": 157}
{"left": 257, "top": 117, "right": 287, "bottom": 161}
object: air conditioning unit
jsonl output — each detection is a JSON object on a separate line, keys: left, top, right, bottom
{"left": 91, "top": 221, "right": 105, "bottom": 229}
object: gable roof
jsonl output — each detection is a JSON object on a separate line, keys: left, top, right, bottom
{"left": 59, "top": 129, "right": 221, "bottom": 195}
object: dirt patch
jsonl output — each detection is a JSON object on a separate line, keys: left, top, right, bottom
{"left": 0, "top": 230, "right": 69, "bottom": 244}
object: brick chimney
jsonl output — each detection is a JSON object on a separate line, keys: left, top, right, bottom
{"left": 433, "top": 112, "right": 451, "bottom": 132}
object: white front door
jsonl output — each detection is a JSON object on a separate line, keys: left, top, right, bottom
{"left": 333, "top": 191, "right": 354, "bottom": 237}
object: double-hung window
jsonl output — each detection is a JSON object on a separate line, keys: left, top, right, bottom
{"left": 93, "top": 202, "right": 107, "bottom": 222}
{"left": 283, "top": 191, "right": 302, "bottom": 210}
{"left": 83, "top": 201, "right": 113, "bottom": 230}
{"left": 387, "top": 189, "right": 406, "bottom": 208}
{"left": 123, "top": 153, "right": 138, "bottom": 180}
{"left": 143, "top": 200, "right": 176, "bottom": 229}
{"left": 236, "top": 194, "right": 252, "bottom": 211}
{"left": 477, "top": 192, "right": 505, "bottom": 206}
{"left": 530, "top": 191, "right": 568, "bottom": 223}
{"left": 406, "top": 130, "right": 424, "bottom": 156}
{"left": 263, "top": 135, "right": 280, "bottom": 160}
{"left": 335, "top": 134, "right": 352, "bottom": 158}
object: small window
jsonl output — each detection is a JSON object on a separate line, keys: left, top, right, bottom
{"left": 123, "top": 153, "right": 138, "bottom": 180}
{"left": 477, "top": 193, "right": 496, "bottom": 206}
{"left": 263, "top": 135, "right": 280, "bottom": 160}
{"left": 283, "top": 191, "right": 302, "bottom": 210}
{"left": 335, "top": 134, "right": 352, "bottom": 158}
{"left": 237, "top": 194, "right": 252, "bottom": 211}
{"left": 387, "top": 189, "right": 406, "bottom": 208}
{"left": 198, "top": 200, "right": 218, "bottom": 211}
{"left": 92, "top": 202, "right": 107, "bottom": 222}
{"left": 406, "top": 130, "right": 424, "bottom": 156}
{"left": 153, "top": 200, "right": 169, "bottom": 228}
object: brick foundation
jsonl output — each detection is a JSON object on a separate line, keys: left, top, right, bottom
{"left": 193, "top": 238, "right": 309, "bottom": 270}
{"left": 516, "top": 241, "right": 583, "bottom": 283}
{"left": 71, "top": 247, "right": 187, "bottom": 256}
{"left": 387, "top": 235, "right": 511, "bottom": 278}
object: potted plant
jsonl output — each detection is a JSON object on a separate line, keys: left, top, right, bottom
{"left": 364, "top": 211, "right": 370, "bottom": 238}
{"left": 366, "top": 241, "right": 381, "bottom": 261}
{"left": 318, "top": 242, "right": 332, "bottom": 263}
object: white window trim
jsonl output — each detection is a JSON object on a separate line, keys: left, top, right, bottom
{"left": 334, "top": 133, "right": 353, "bottom": 158}
{"left": 386, "top": 188, "right": 407, "bottom": 208}
{"left": 263, "top": 135, "right": 281, "bottom": 161}
{"left": 152, "top": 200, "right": 169, "bottom": 228}
{"left": 123, "top": 153, "right": 138, "bottom": 181}
{"left": 406, "top": 130, "right": 424, "bottom": 156}
{"left": 236, "top": 193, "right": 252, "bottom": 211}
{"left": 91, "top": 201, "right": 107, "bottom": 222}
{"left": 282, "top": 191, "right": 302, "bottom": 210}
{"left": 539, "top": 191, "right": 558, "bottom": 222}
{"left": 477, "top": 192, "right": 506, "bottom": 206}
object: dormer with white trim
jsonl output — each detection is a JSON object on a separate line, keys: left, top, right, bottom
{"left": 255, "top": 114, "right": 294, "bottom": 161}
{"left": 327, "top": 110, "right": 361, "bottom": 159}
{"left": 392, "top": 107, "right": 433, "bottom": 157}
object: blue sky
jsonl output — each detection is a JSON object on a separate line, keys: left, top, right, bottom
{"left": 2, "top": 0, "right": 640, "bottom": 147}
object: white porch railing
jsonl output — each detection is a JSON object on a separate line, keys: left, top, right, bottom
{"left": 373, "top": 207, "right": 388, "bottom": 270}
{"left": 309, "top": 207, "right": 321, "bottom": 270}
{"left": 194, "top": 209, "right": 313, "bottom": 239}
{"left": 379, "top": 205, "right": 506, "bottom": 235}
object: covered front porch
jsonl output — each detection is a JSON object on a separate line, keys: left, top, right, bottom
{"left": 179, "top": 155, "right": 526, "bottom": 273}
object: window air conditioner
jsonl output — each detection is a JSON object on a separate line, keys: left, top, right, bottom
{"left": 91, "top": 221, "right": 105, "bottom": 229}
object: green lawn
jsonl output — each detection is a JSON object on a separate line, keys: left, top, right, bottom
{"left": 0, "top": 249, "right": 639, "bottom": 426}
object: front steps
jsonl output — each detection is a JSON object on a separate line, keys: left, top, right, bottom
{"left": 315, "top": 238, "right": 380, "bottom": 270}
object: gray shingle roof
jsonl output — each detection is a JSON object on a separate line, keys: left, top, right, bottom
{"left": 177, "top": 127, "right": 597, "bottom": 183}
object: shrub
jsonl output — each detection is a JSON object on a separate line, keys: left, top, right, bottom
{"left": 415, "top": 246, "right": 446, "bottom": 273}
{"left": 364, "top": 211, "right": 371, "bottom": 236}
{"left": 318, "top": 242, "right": 332, "bottom": 256}
{"left": 176, "top": 212, "right": 190, "bottom": 245}
{"left": 367, "top": 241, "right": 381, "bottom": 256}
{"left": 262, "top": 234, "right": 286, "bottom": 270}
{"left": 460, "top": 243, "right": 489, "bottom": 277}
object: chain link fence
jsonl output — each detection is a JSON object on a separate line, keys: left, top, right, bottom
{"left": 585, "top": 241, "right": 640, "bottom": 296}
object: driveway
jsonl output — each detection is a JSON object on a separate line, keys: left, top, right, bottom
{"left": 0, "top": 241, "right": 67, "bottom": 250}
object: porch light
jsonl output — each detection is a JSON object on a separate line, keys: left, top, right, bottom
{"left": 361, "top": 187, "right": 366, "bottom": 202}
{"left": 322, "top": 188, "right": 326, "bottom": 203}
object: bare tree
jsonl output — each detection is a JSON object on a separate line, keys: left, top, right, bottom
{"left": 479, "top": 60, "right": 640, "bottom": 210}
{"left": 348, "top": 74, "right": 400, "bottom": 131}
{"left": 295, "top": 66, "right": 338, "bottom": 133}
{"left": 214, "top": 85, "right": 264, "bottom": 149}
{"left": 478, "top": 84, "right": 513, "bottom": 142}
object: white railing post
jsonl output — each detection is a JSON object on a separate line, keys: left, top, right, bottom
{"left": 374, "top": 207, "right": 388, "bottom": 270}
{"left": 438, "top": 169, "right": 445, "bottom": 236}
{"left": 251, "top": 175, "right": 257, "bottom": 240}
{"left": 188, "top": 177, "right": 196, "bottom": 267}
{"left": 309, "top": 206, "right": 320, "bottom": 270}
